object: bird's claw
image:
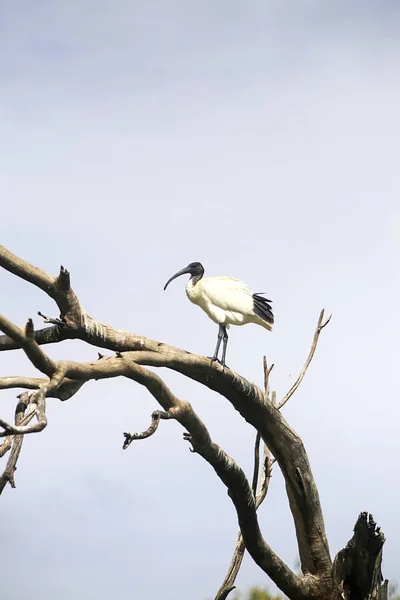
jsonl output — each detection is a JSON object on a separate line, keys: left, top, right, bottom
{"left": 208, "top": 357, "right": 230, "bottom": 371}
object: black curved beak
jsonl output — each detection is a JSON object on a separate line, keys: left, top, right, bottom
{"left": 163, "top": 266, "right": 192, "bottom": 291}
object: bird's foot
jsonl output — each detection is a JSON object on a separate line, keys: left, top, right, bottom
{"left": 209, "top": 356, "right": 222, "bottom": 366}
{"left": 208, "top": 357, "right": 230, "bottom": 371}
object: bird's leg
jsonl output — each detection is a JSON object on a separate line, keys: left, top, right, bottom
{"left": 221, "top": 326, "right": 229, "bottom": 369}
{"left": 211, "top": 324, "right": 225, "bottom": 365}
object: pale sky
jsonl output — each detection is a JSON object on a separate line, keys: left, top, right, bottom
{"left": 1, "top": 2, "right": 400, "bottom": 599}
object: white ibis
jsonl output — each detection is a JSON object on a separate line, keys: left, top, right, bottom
{"left": 164, "top": 262, "right": 274, "bottom": 368}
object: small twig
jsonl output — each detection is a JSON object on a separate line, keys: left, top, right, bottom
{"left": 257, "top": 448, "right": 272, "bottom": 506}
{"left": 263, "top": 356, "right": 274, "bottom": 403}
{"left": 123, "top": 410, "right": 172, "bottom": 449}
{"left": 38, "top": 311, "right": 65, "bottom": 327}
{"left": 277, "top": 309, "right": 331, "bottom": 410}
{"left": 251, "top": 432, "right": 261, "bottom": 496}
{"left": 0, "top": 314, "right": 57, "bottom": 376}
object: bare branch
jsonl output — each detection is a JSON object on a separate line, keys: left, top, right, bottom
{"left": 0, "top": 368, "right": 65, "bottom": 438}
{"left": 0, "top": 245, "right": 55, "bottom": 295}
{"left": 0, "top": 376, "right": 46, "bottom": 391}
{"left": 0, "top": 308, "right": 332, "bottom": 581}
{"left": 0, "top": 246, "right": 332, "bottom": 584}
{"left": 216, "top": 359, "right": 275, "bottom": 600}
{"left": 0, "top": 245, "right": 82, "bottom": 321}
{"left": 1, "top": 340, "right": 332, "bottom": 578}
{"left": 0, "top": 347, "right": 308, "bottom": 599}
{"left": 0, "top": 314, "right": 56, "bottom": 376}
{"left": 215, "top": 535, "right": 243, "bottom": 600}
{"left": 0, "top": 392, "right": 33, "bottom": 493}
{"left": 251, "top": 432, "right": 262, "bottom": 496}
{"left": 0, "top": 410, "right": 35, "bottom": 458}
{"left": 0, "top": 376, "right": 84, "bottom": 401}
{"left": 0, "top": 389, "right": 46, "bottom": 437}
{"left": 263, "top": 356, "right": 274, "bottom": 402}
{"left": 122, "top": 410, "right": 172, "bottom": 449}
{"left": 38, "top": 311, "right": 65, "bottom": 326}
{"left": 0, "top": 324, "right": 73, "bottom": 350}
{"left": 215, "top": 442, "right": 273, "bottom": 600}
{"left": 277, "top": 310, "right": 331, "bottom": 410}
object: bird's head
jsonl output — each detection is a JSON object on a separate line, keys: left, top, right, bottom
{"left": 163, "top": 262, "right": 205, "bottom": 290}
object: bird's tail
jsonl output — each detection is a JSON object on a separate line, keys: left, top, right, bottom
{"left": 253, "top": 294, "right": 274, "bottom": 330}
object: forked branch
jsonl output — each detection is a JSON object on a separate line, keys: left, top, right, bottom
{"left": 0, "top": 245, "right": 334, "bottom": 599}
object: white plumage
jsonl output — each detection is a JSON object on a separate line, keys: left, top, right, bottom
{"left": 185, "top": 276, "right": 272, "bottom": 330}
{"left": 164, "top": 262, "right": 274, "bottom": 368}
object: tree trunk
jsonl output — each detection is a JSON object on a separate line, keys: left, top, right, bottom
{"left": 332, "top": 512, "right": 387, "bottom": 600}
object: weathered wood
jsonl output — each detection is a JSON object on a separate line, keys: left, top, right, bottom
{"left": 0, "top": 245, "right": 389, "bottom": 600}
{"left": 332, "top": 512, "right": 387, "bottom": 600}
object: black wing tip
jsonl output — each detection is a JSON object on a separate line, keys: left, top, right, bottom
{"left": 253, "top": 294, "right": 274, "bottom": 324}
{"left": 253, "top": 293, "right": 272, "bottom": 303}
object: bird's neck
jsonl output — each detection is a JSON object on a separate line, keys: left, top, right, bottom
{"left": 187, "top": 272, "right": 203, "bottom": 287}
{"left": 185, "top": 275, "right": 202, "bottom": 299}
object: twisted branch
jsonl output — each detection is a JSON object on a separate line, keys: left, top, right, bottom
{"left": 0, "top": 244, "right": 334, "bottom": 598}
{"left": 123, "top": 410, "right": 172, "bottom": 449}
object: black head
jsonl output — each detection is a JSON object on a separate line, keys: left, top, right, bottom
{"left": 163, "top": 262, "right": 205, "bottom": 290}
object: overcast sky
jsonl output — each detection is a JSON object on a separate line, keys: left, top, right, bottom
{"left": 1, "top": 2, "right": 400, "bottom": 599}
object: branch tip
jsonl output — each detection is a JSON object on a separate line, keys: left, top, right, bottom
{"left": 277, "top": 308, "right": 331, "bottom": 410}
{"left": 123, "top": 409, "right": 172, "bottom": 449}
{"left": 37, "top": 311, "right": 65, "bottom": 326}
{"left": 57, "top": 265, "right": 70, "bottom": 291}
{"left": 25, "top": 319, "right": 34, "bottom": 338}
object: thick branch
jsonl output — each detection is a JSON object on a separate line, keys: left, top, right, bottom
{"left": 0, "top": 315, "right": 56, "bottom": 376}
{"left": 215, "top": 443, "right": 273, "bottom": 600}
{"left": 1, "top": 343, "right": 309, "bottom": 599}
{"left": 0, "top": 245, "right": 331, "bottom": 583}
{"left": 128, "top": 350, "right": 332, "bottom": 578}
{"left": 0, "top": 323, "right": 332, "bottom": 578}
{"left": 0, "top": 376, "right": 84, "bottom": 401}
{"left": 119, "top": 362, "right": 309, "bottom": 600}
{"left": 0, "top": 325, "right": 76, "bottom": 350}
{"left": 0, "top": 245, "right": 55, "bottom": 295}
{"left": 332, "top": 513, "right": 387, "bottom": 600}
{"left": 0, "top": 245, "right": 82, "bottom": 320}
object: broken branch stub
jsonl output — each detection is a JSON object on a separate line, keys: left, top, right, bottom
{"left": 0, "top": 244, "right": 388, "bottom": 600}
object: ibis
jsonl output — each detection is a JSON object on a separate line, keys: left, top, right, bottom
{"left": 163, "top": 262, "right": 274, "bottom": 368}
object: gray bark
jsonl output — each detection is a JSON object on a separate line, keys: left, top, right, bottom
{"left": 0, "top": 245, "right": 389, "bottom": 600}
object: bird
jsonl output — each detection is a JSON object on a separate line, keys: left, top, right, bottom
{"left": 163, "top": 262, "right": 274, "bottom": 368}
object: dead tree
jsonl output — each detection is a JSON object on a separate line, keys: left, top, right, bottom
{"left": 0, "top": 245, "right": 387, "bottom": 600}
